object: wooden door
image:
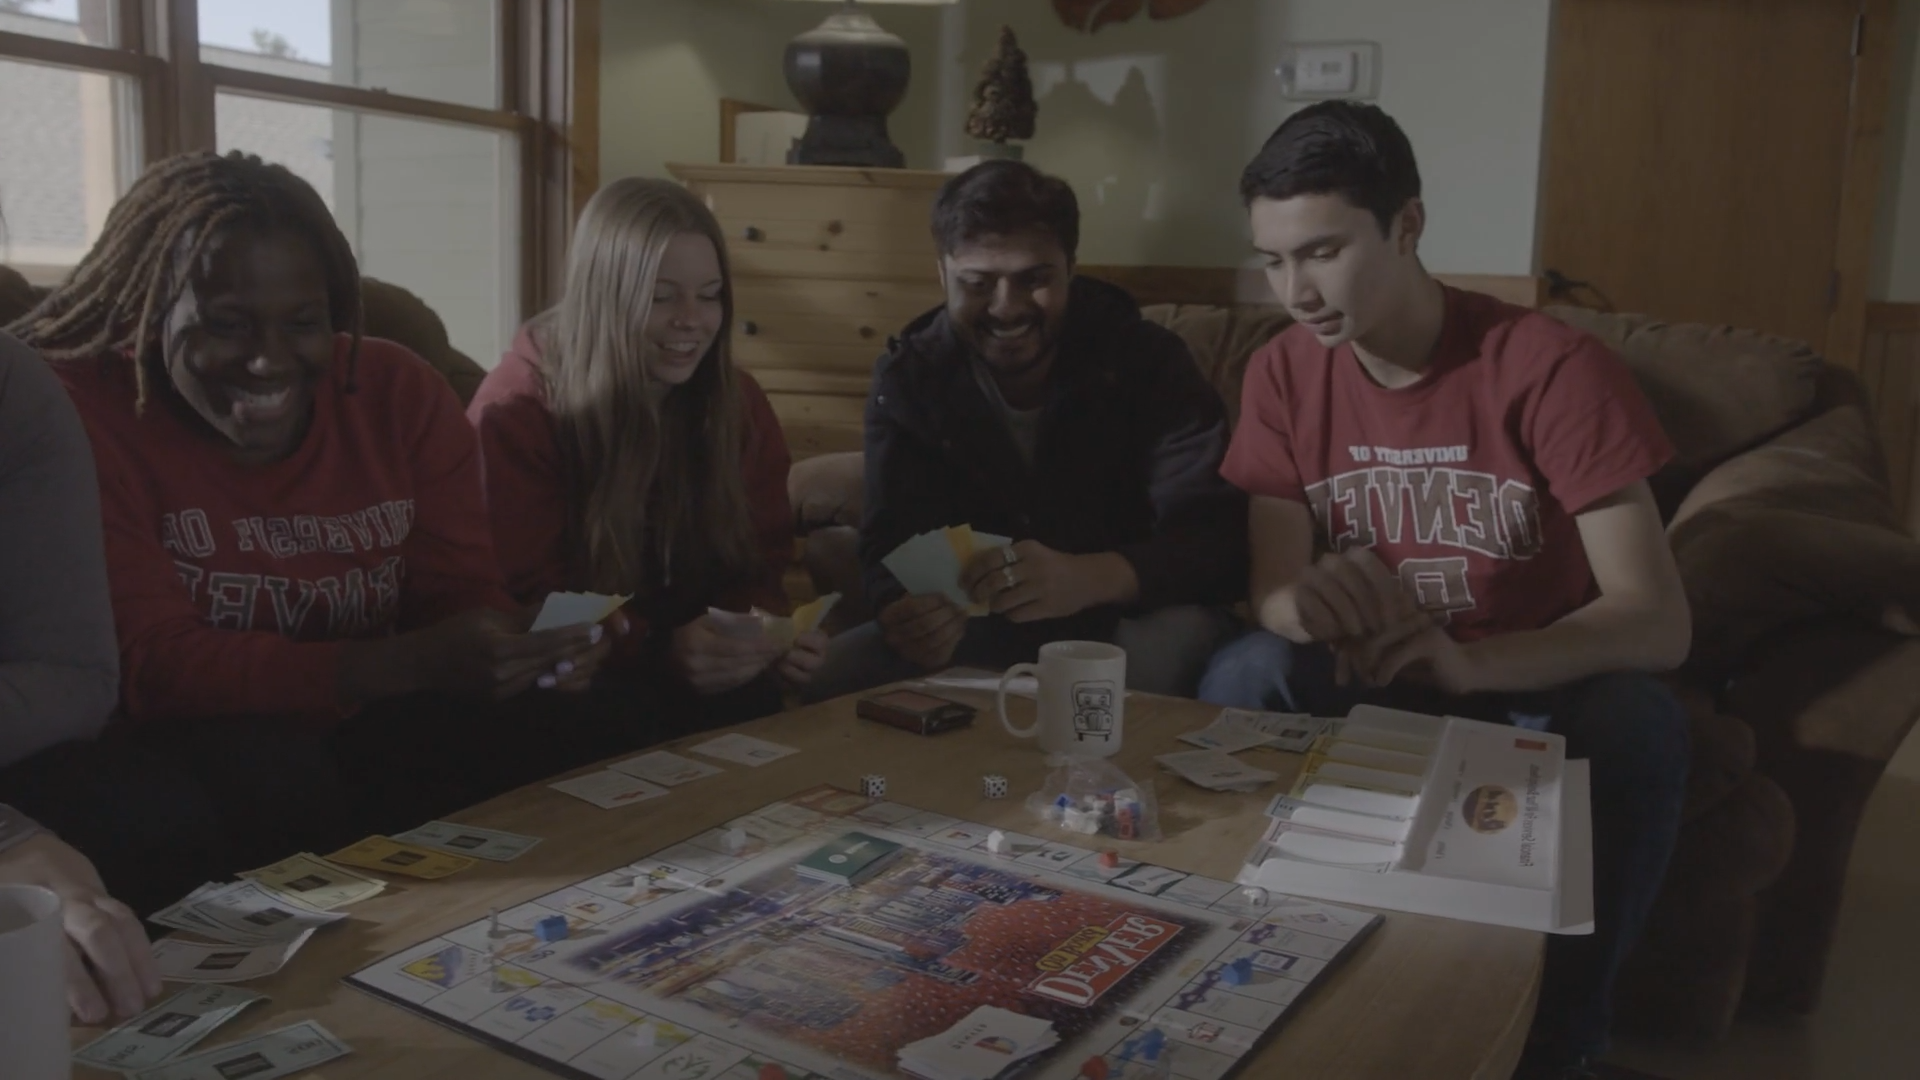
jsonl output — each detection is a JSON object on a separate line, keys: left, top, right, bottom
{"left": 1538, "top": 0, "right": 1867, "bottom": 355}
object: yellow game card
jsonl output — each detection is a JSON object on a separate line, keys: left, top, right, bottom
{"left": 792, "top": 592, "right": 841, "bottom": 635}
{"left": 326, "top": 836, "right": 477, "bottom": 880}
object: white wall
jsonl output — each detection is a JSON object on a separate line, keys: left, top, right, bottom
{"left": 1870, "top": 0, "right": 1920, "bottom": 303}
{"left": 599, "top": 0, "right": 947, "bottom": 182}
{"left": 932, "top": 0, "right": 1554, "bottom": 272}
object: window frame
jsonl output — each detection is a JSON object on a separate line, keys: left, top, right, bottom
{"left": 0, "top": 0, "right": 597, "bottom": 316}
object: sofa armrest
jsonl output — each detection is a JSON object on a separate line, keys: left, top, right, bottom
{"left": 1666, "top": 404, "right": 1920, "bottom": 676}
{"left": 1725, "top": 619, "right": 1920, "bottom": 764}
{"left": 788, "top": 451, "right": 865, "bottom": 535}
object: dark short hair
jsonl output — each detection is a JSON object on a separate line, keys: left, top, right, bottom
{"left": 1239, "top": 101, "right": 1421, "bottom": 236}
{"left": 930, "top": 160, "right": 1079, "bottom": 262}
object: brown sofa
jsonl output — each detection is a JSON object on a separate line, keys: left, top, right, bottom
{"left": 788, "top": 297, "right": 1920, "bottom": 1044}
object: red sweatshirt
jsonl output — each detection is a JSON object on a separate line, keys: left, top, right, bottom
{"left": 468, "top": 324, "right": 794, "bottom": 656}
{"left": 58, "top": 337, "right": 516, "bottom": 721}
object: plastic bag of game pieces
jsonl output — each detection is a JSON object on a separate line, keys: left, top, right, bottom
{"left": 1025, "top": 758, "right": 1162, "bottom": 842}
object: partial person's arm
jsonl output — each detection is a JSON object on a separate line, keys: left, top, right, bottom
{"left": 1409, "top": 482, "right": 1690, "bottom": 692}
{"left": 1249, "top": 495, "right": 1321, "bottom": 642}
{"left": 393, "top": 360, "right": 521, "bottom": 628}
{"left": 469, "top": 393, "right": 572, "bottom": 607}
{"left": 0, "top": 338, "right": 119, "bottom": 764}
{"left": 0, "top": 807, "right": 163, "bottom": 1024}
{"left": 857, "top": 360, "right": 973, "bottom": 613}
{"left": 1110, "top": 331, "right": 1250, "bottom": 611}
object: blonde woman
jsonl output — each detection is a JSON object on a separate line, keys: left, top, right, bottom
{"left": 470, "top": 178, "right": 823, "bottom": 731}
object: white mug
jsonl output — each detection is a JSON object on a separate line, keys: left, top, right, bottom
{"left": 0, "top": 884, "right": 70, "bottom": 1080}
{"left": 999, "top": 641, "right": 1127, "bottom": 760}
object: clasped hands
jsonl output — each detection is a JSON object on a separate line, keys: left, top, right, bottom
{"left": 1293, "top": 547, "right": 1477, "bottom": 694}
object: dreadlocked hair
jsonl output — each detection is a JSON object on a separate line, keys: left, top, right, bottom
{"left": 8, "top": 149, "right": 363, "bottom": 411}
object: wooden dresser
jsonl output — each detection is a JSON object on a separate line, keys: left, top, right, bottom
{"left": 667, "top": 163, "right": 949, "bottom": 460}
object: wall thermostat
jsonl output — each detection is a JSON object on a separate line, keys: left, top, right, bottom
{"left": 1277, "top": 41, "right": 1381, "bottom": 101}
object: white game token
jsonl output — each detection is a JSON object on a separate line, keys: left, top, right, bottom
{"left": 986, "top": 829, "right": 1009, "bottom": 854}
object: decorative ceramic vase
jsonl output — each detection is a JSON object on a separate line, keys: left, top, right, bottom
{"left": 783, "top": 7, "right": 911, "bottom": 168}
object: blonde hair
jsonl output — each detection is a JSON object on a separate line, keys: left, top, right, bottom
{"left": 540, "top": 178, "right": 754, "bottom": 597}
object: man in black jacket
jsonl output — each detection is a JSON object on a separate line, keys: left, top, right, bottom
{"left": 805, "top": 161, "right": 1247, "bottom": 700}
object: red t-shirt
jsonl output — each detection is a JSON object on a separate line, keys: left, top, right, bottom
{"left": 59, "top": 336, "right": 516, "bottom": 721}
{"left": 467, "top": 323, "right": 794, "bottom": 656}
{"left": 1223, "top": 286, "right": 1673, "bottom": 641}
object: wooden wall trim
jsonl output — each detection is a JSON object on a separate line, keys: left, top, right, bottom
{"left": 1867, "top": 301, "right": 1920, "bottom": 333}
{"left": 1077, "top": 266, "right": 1546, "bottom": 311}
{"left": 569, "top": 0, "right": 600, "bottom": 220}
{"left": 1077, "top": 265, "right": 1239, "bottom": 308}
{"left": 1825, "top": 0, "right": 1899, "bottom": 370}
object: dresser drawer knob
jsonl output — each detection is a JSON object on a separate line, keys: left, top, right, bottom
{"left": 741, "top": 320, "right": 760, "bottom": 336}
{"left": 743, "top": 225, "right": 764, "bottom": 242}
{"left": 826, "top": 220, "right": 845, "bottom": 236}
{"left": 858, "top": 325, "right": 875, "bottom": 340}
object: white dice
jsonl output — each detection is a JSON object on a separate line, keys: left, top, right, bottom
{"left": 983, "top": 774, "right": 1009, "bottom": 799}
{"left": 860, "top": 774, "right": 886, "bottom": 799}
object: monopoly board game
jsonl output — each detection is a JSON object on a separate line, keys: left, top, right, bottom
{"left": 348, "top": 786, "right": 1382, "bottom": 1080}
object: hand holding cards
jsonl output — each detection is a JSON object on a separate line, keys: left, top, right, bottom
{"left": 530, "top": 590, "right": 629, "bottom": 631}
{"left": 882, "top": 524, "right": 1012, "bottom": 613}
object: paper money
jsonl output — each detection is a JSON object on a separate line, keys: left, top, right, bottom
{"left": 149, "top": 883, "right": 230, "bottom": 938}
{"left": 175, "top": 882, "right": 347, "bottom": 945}
{"left": 151, "top": 932, "right": 314, "bottom": 984}
{"left": 325, "top": 836, "right": 477, "bottom": 879}
{"left": 392, "top": 820, "right": 543, "bottom": 862}
{"left": 239, "top": 853, "right": 386, "bottom": 910}
{"left": 71, "top": 986, "right": 267, "bottom": 1072}
{"left": 129, "top": 1020, "right": 351, "bottom": 1080}
{"left": 1217, "top": 709, "right": 1331, "bottom": 752}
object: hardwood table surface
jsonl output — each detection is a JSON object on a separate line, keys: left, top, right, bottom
{"left": 75, "top": 686, "right": 1542, "bottom": 1080}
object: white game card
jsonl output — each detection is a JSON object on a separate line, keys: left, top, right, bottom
{"left": 608, "top": 750, "right": 724, "bottom": 787}
{"left": 685, "top": 733, "right": 798, "bottom": 767}
{"left": 549, "top": 770, "right": 669, "bottom": 809}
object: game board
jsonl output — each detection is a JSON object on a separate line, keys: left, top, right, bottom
{"left": 348, "top": 786, "right": 1382, "bottom": 1080}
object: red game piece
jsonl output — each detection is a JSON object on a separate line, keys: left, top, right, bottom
{"left": 757, "top": 1066, "right": 788, "bottom": 1080}
{"left": 1076, "top": 1056, "right": 1110, "bottom": 1080}
{"left": 1098, "top": 850, "right": 1120, "bottom": 869}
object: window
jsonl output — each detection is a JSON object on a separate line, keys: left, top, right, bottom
{"left": 217, "top": 96, "right": 518, "bottom": 365}
{"left": 196, "top": 0, "right": 500, "bottom": 110}
{"left": 0, "top": 0, "right": 590, "bottom": 366}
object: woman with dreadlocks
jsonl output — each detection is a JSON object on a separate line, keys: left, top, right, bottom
{"left": 10, "top": 150, "right": 638, "bottom": 858}
{"left": 468, "top": 178, "right": 826, "bottom": 732}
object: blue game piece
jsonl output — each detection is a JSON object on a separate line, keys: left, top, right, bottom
{"left": 1221, "top": 957, "right": 1255, "bottom": 985}
{"left": 535, "top": 915, "right": 570, "bottom": 942}
{"left": 1137, "top": 1028, "right": 1166, "bottom": 1060}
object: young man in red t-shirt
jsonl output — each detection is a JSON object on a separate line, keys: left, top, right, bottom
{"left": 1200, "top": 102, "right": 1691, "bottom": 1079}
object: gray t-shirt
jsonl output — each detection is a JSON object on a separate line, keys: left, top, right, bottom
{"left": 970, "top": 359, "right": 1043, "bottom": 464}
{"left": 0, "top": 332, "right": 118, "bottom": 773}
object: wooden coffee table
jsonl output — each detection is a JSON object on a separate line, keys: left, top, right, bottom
{"left": 75, "top": 688, "right": 1541, "bottom": 1079}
